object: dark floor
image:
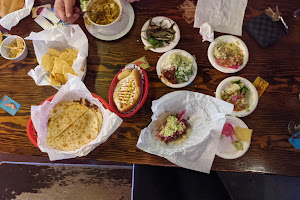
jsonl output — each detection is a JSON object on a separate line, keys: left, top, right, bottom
{"left": 0, "top": 162, "right": 299, "bottom": 200}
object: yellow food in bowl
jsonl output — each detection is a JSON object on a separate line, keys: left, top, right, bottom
{"left": 88, "top": 0, "right": 120, "bottom": 25}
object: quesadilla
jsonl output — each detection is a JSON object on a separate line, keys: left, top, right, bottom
{"left": 47, "top": 98, "right": 103, "bottom": 151}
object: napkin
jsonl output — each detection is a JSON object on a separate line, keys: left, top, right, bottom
{"left": 193, "top": 0, "right": 248, "bottom": 36}
{"left": 137, "top": 91, "right": 234, "bottom": 173}
{"left": 31, "top": 76, "right": 123, "bottom": 161}
{"left": 0, "top": 0, "right": 34, "bottom": 30}
{"left": 25, "top": 25, "right": 88, "bottom": 90}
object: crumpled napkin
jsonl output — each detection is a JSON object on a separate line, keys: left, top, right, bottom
{"left": 137, "top": 91, "right": 234, "bottom": 173}
{"left": 199, "top": 22, "right": 214, "bottom": 42}
{"left": 31, "top": 76, "right": 123, "bottom": 161}
{"left": 194, "top": 0, "right": 248, "bottom": 36}
{"left": 0, "top": 0, "right": 34, "bottom": 30}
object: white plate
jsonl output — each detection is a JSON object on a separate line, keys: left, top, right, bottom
{"left": 208, "top": 35, "right": 249, "bottom": 73}
{"left": 84, "top": 1, "right": 134, "bottom": 41}
{"left": 141, "top": 16, "right": 180, "bottom": 53}
{"left": 156, "top": 49, "right": 197, "bottom": 88}
{"left": 215, "top": 76, "right": 258, "bottom": 117}
{"left": 216, "top": 116, "right": 251, "bottom": 159}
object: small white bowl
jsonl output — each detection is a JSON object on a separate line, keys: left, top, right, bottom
{"left": 156, "top": 49, "right": 197, "bottom": 88}
{"left": 216, "top": 116, "right": 251, "bottom": 159}
{"left": 86, "top": 0, "right": 123, "bottom": 27}
{"left": 0, "top": 35, "right": 28, "bottom": 61}
{"left": 141, "top": 16, "right": 180, "bottom": 53}
{"left": 208, "top": 35, "right": 249, "bottom": 73}
{"left": 215, "top": 76, "right": 258, "bottom": 117}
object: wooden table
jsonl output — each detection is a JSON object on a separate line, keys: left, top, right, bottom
{"left": 0, "top": 0, "right": 299, "bottom": 176}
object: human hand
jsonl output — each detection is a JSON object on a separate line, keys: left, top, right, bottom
{"left": 54, "top": 0, "right": 80, "bottom": 24}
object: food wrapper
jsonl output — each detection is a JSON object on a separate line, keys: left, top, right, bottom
{"left": 253, "top": 76, "right": 269, "bottom": 97}
{"left": 199, "top": 22, "right": 214, "bottom": 42}
{"left": 193, "top": 0, "right": 248, "bottom": 36}
{"left": 0, "top": 0, "right": 34, "bottom": 30}
{"left": 31, "top": 76, "right": 123, "bottom": 161}
{"left": 137, "top": 91, "right": 234, "bottom": 173}
{"left": 129, "top": 56, "right": 150, "bottom": 69}
{"left": 25, "top": 25, "right": 88, "bottom": 90}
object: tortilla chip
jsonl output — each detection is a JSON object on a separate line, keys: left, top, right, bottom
{"left": 48, "top": 48, "right": 62, "bottom": 57}
{"left": 49, "top": 74, "right": 61, "bottom": 86}
{"left": 55, "top": 73, "right": 67, "bottom": 85}
{"left": 0, "top": 32, "right": 3, "bottom": 45}
{"left": 66, "top": 48, "right": 79, "bottom": 57}
{"left": 63, "top": 65, "right": 77, "bottom": 80}
{"left": 234, "top": 126, "right": 253, "bottom": 142}
{"left": 59, "top": 51, "right": 76, "bottom": 63}
{"left": 52, "top": 57, "right": 68, "bottom": 74}
{"left": 41, "top": 54, "right": 54, "bottom": 71}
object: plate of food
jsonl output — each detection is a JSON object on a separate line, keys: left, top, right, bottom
{"left": 0, "top": 35, "right": 28, "bottom": 61}
{"left": 27, "top": 93, "right": 110, "bottom": 148}
{"left": 156, "top": 49, "right": 197, "bottom": 88}
{"left": 84, "top": 0, "right": 134, "bottom": 41}
{"left": 109, "top": 64, "right": 149, "bottom": 118}
{"left": 216, "top": 116, "right": 253, "bottom": 159}
{"left": 208, "top": 35, "right": 249, "bottom": 73}
{"left": 141, "top": 16, "right": 180, "bottom": 53}
{"left": 216, "top": 76, "right": 258, "bottom": 117}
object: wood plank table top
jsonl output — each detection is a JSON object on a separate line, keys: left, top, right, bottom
{"left": 0, "top": 0, "right": 299, "bottom": 176}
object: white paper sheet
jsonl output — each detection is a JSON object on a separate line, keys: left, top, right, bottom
{"left": 31, "top": 76, "right": 123, "bottom": 161}
{"left": 25, "top": 25, "right": 88, "bottom": 90}
{"left": 194, "top": 0, "right": 248, "bottom": 36}
{"left": 0, "top": 0, "right": 34, "bottom": 30}
{"left": 137, "top": 91, "right": 234, "bottom": 173}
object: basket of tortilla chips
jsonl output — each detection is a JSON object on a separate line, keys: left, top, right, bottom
{"left": 26, "top": 25, "right": 88, "bottom": 90}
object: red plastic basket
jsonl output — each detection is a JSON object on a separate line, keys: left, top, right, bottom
{"left": 108, "top": 67, "right": 149, "bottom": 118}
{"left": 26, "top": 93, "right": 110, "bottom": 148}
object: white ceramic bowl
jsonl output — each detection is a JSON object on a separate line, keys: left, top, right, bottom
{"left": 215, "top": 76, "right": 258, "bottom": 117}
{"left": 156, "top": 49, "right": 197, "bottom": 88}
{"left": 216, "top": 116, "right": 251, "bottom": 159}
{"left": 208, "top": 35, "right": 249, "bottom": 73}
{"left": 86, "top": 0, "right": 123, "bottom": 27}
{"left": 0, "top": 35, "right": 28, "bottom": 61}
{"left": 141, "top": 16, "right": 180, "bottom": 53}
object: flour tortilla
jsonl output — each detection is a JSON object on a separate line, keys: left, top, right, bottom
{"left": 47, "top": 99, "right": 103, "bottom": 151}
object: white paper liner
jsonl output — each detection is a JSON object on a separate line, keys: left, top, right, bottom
{"left": 0, "top": 0, "right": 34, "bottom": 30}
{"left": 31, "top": 76, "right": 123, "bottom": 161}
{"left": 25, "top": 25, "right": 88, "bottom": 90}
{"left": 137, "top": 91, "right": 234, "bottom": 173}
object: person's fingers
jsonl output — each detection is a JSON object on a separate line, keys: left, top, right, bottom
{"left": 73, "top": 7, "right": 81, "bottom": 15}
{"left": 64, "top": 0, "right": 75, "bottom": 18}
{"left": 54, "top": 6, "right": 67, "bottom": 22}
{"left": 68, "top": 13, "right": 80, "bottom": 24}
